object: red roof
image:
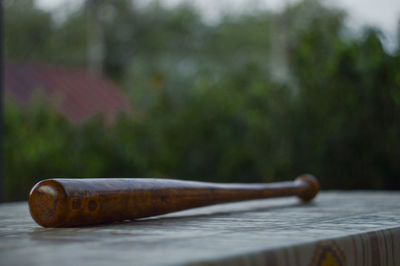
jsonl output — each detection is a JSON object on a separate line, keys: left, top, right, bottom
{"left": 4, "top": 62, "right": 131, "bottom": 124}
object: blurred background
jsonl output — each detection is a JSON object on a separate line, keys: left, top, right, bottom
{"left": 2, "top": 0, "right": 400, "bottom": 202}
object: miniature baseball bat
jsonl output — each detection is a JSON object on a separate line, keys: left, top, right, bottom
{"left": 29, "top": 175, "right": 319, "bottom": 227}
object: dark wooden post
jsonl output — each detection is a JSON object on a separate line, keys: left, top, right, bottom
{"left": 0, "top": 1, "right": 4, "bottom": 202}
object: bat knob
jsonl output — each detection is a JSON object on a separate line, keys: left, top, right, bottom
{"left": 295, "top": 174, "right": 320, "bottom": 202}
{"left": 28, "top": 180, "right": 67, "bottom": 228}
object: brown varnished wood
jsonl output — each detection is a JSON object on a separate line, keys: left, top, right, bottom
{"left": 28, "top": 174, "right": 319, "bottom": 228}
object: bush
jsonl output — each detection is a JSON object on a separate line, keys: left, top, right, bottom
{"left": 4, "top": 0, "right": 400, "bottom": 201}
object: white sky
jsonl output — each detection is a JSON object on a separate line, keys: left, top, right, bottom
{"left": 37, "top": 0, "right": 400, "bottom": 44}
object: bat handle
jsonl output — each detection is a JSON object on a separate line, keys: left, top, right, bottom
{"left": 295, "top": 174, "right": 320, "bottom": 201}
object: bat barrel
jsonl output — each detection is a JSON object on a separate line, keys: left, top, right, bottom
{"left": 28, "top": 175, "right": 319, "bottom": 228}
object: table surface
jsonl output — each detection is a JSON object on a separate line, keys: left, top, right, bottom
{"left": 1, "top": 191, "right": 400, "bottom": 266}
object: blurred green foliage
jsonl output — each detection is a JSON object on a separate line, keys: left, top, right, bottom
{"left": 3, "top": 0, "right": 400, "bottom": 201}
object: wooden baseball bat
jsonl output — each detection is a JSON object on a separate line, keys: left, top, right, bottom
{"left": 28, "top": 175, "right": 319, "bottom": 228}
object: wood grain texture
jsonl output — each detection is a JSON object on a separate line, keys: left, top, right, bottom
{"left": 28, "top": 175, "right": 319, "bottom": 227}
{"left": 2, "top": 192, "right": 400, "bottom": 266}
